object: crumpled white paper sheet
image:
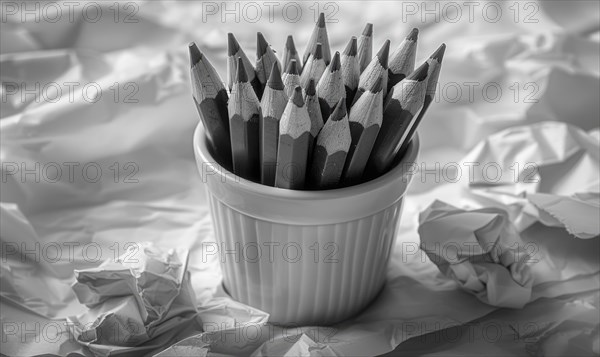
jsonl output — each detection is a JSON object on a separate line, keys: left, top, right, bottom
{"left": 528, "top": 192, "right": 600, "bottom": 239}
{"left": 67, "top": 243, "right": 198, "bottom": 355}
{"left": 418, "top": 201, "right": 534, "bottom": 308}
{"left": 1, "top": 1, "right": 599, "bottom": 356}
{"left": 384, "top": 291, "right": 600, "bottom": 357}
{"left": 462, "top": 121, "right": 600, "bottom": 235}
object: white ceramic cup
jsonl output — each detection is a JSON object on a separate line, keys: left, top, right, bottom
{"left": 194, "top": 124, "right": 419, "bottom": 325}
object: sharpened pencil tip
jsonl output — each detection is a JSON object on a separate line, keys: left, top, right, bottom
{"left": 407, "top": 62, "right": 429, "bottom": 81}
{"left": 377, "top": 40, "right": 390, "bottom": 68}
{"left": 343, "top": 37, "right": 357, "bottom": 56}
{"left": 370, "top": 75, "right": 383, "bottom": 93}
{"left": 257, "top": 32, "right": 268, "bottom": 57}
{"left": 305, "top": 78, "right": 316, "bottom": 96}
{"left": 314, "top": 43, "right": 323, "bottom": 60}
{"left": 317, "top": 13, "right": 325, "bottom": 27}
{"left": 267, "top": 63, "right": 284, "bottom": 90}
{"left": 329, "top": 98, "right": 347, "bottom": 121}
{"left": 362, "top": 23, "right": 373, "bottom": 37}
{"left": 235, "top": 57, "right": 248, "bottom": 83}
{"left": 188, "top": 42, "right": 202, "bottom": 67}
{"left": 285, "top": 35, "right": 297, "bottom": 53}
{"left": 407, "top": 28, "right": 419, "bottom": 41}
{"left": 227, "top": 33, "right": 240, "bottom": 56}
{"left": 431, "top": 43, "right": 446, "bottom": 62}
{"left": 286, "top": 59, "right": 299, "bottom": 75}
{"left": 330, "top": 52, "right": 341, "bottom": 72}
{"left": 291, "top": 86, "right": 305, "bottom": 106}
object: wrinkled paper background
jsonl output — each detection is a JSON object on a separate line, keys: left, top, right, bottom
{"left": 1, "top": 1, "right": 599, "bottom": 356}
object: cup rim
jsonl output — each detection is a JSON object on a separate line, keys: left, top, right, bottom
{"left": 194, "top": 123, "right": 420, "bottom": 201}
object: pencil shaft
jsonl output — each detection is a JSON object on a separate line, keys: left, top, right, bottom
{"left": 275, "top": 133, "right": 310, "bottom": 189}
{"left": 230, "top": 113, "right": 261, "bottom": 181}
{"left": 229, "top": 58, "right": 262, "bottom": 181}
{"left": 343, "top": 123, "right": 380, "bottom": 184}
{"left": 310, "top": 149, "right": 348, "bottom": 189}
{"left": 397, "top": 44, "right": 445, "bottom": 159}
{"left": 304, "top": 79, "right": 324, "bottom": 162}
{"left": 309, "top": 99, "right": 350, "bottom": 189}
{"left": 353, "top": 40, "right": 389, "bottom": 105}
{"left": 341, "top": 84, "right": 383, "bottom": 185}
{"left": 357, "top": 23, "right": 373, "bottom": 73}
{"left": 190, "top": 43, "right": 232, "bottom": 170}
{"left": 275, "top": 87, "right": 311, "bottom": 189}
{"left": 366, "top": 71, "right": 427, "bottom": 177}
{"left": 260, "top": 67, "right": 287, "bottom": 186}
{"left": 341, "top": 37, "right": 360, "bottom": 109}
{"left": 396, "top": 95, "right": 431, "bottom": 158}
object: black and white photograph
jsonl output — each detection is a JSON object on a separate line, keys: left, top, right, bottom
{"left": 1, "top": 1, "right": 599, "bottom": 356}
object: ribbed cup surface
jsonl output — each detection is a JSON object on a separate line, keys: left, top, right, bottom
{"left": 207, "top": 193, "right": 404, "bottom": 325}
{"left": 194, "top": 124, "right": 419, "bottom": 326}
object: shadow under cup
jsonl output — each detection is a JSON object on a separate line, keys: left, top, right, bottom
{"left": 194, "top": 124, "right": 420, "bottom": 326}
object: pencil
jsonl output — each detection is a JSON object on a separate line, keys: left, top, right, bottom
{"left": 357, "top": 23, "right": 373, "bottom": 73}
{"left": 282, "top": 35, "right": 302, "bottom": 75}
{"left": 282, "top": 59, "right": 301, "bottom": 98}
{"left": 303, "top": 13, "right": 332, "bottom": 66}
{"left": 341, "top": 36, "right": 360, "bottom": 110}
{"left": 256, "top": 32, "right": 282, "bottom": 89}
{"left": 397, "top": 44, "right": 446, "bottom": 157}
{"left": 260, "top": 63, "right": 288, "bottom": 186}
{"left": 275, "top": 86, "right": 311, "bottom": 189}
{"left": 317, "top": 51, "right": 345, "bottom": 120}
{"left": 309, "top": 98, "right": 351, "bottom": 189}
{"left": 341, "top": 76, "right": 383, "bottom": 185}
{"left": 299, "top": 43, "right": 326, "bottom": 89}
{"left": 189, "top": 42, "right": 233, "bottom": 170}
{"left": 365, "top": 62, "right": 429, "bottom": 178}
{"left": 229, "top": 57, "right": 262, "bottom": 182}
{"left": 387, "top": 28, "right": 418, "bottom": 92}
{"left": 352, "top": 39, "right": 390, "bottom": 105}
{"left": 228, "top": 33, "right": 262, "bottom": 98}
{"left": 303, "top": 78, "right": 324, "bottom": 159}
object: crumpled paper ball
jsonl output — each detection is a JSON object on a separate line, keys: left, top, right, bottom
{"left": 67, "top": 242, "right": 198, "bottom": 347}
{"left": 418, "top": 200, "right": 534, "bottom": 308}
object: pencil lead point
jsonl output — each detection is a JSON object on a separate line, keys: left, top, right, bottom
{"left": 377, "top": 40, "right": 390, "bottom": 68}
{"left": 407, "top": 61, "right": 429, "bottom": 82}
{"left": 188, "top": 42, "right": 202, "bottom": 67}
{"left": 431, "top": 43, "right": 446, "bottom": 62}
{"left": 286, "top": 59, "right": 299, "bottom": 75}
{"left": 305, "top": 78, "right": 316, "bottom": 96}
{"left": 291, "top": 86, "right": 305, "bottom": 106}
{"left": 362, "top": 23, "right": 373, "bottom": 37}
{"left": 235, "top": 57, "right": 248, "bottom": 83}
{"left": 227, "top": 33, "right": 240, "bottom": 56}
{"left": 330, "top": 52, "right": 341, "bottom": 72}
{"left": 317, "top": 13, "right": 326, "bottom": 28}
{"left": 329, "top": 98, "right": 347, "bottom": 121}
{"left": 286, "top": 35, "right": 297, "bottom": 53}
{"left": 257, "top": 32, "right": 268, "bottom": 57}
{"left": 407, "top": 28, "right": 419, "bottom": 41}
{"left": 343, "top": 37, "right": 357, "bottom": 56}
{"left": 370, "top": 75, "right": 383, "bottom": 93}
{"left": 314, "top": 43, "right": 323, "bottom": 60}
{"left": 267, "top": 63, "right": 284, "bottom": 90}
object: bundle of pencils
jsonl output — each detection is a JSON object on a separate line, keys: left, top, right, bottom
{"left": 189, "top": 14, "right": 446, "bottom": 190}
